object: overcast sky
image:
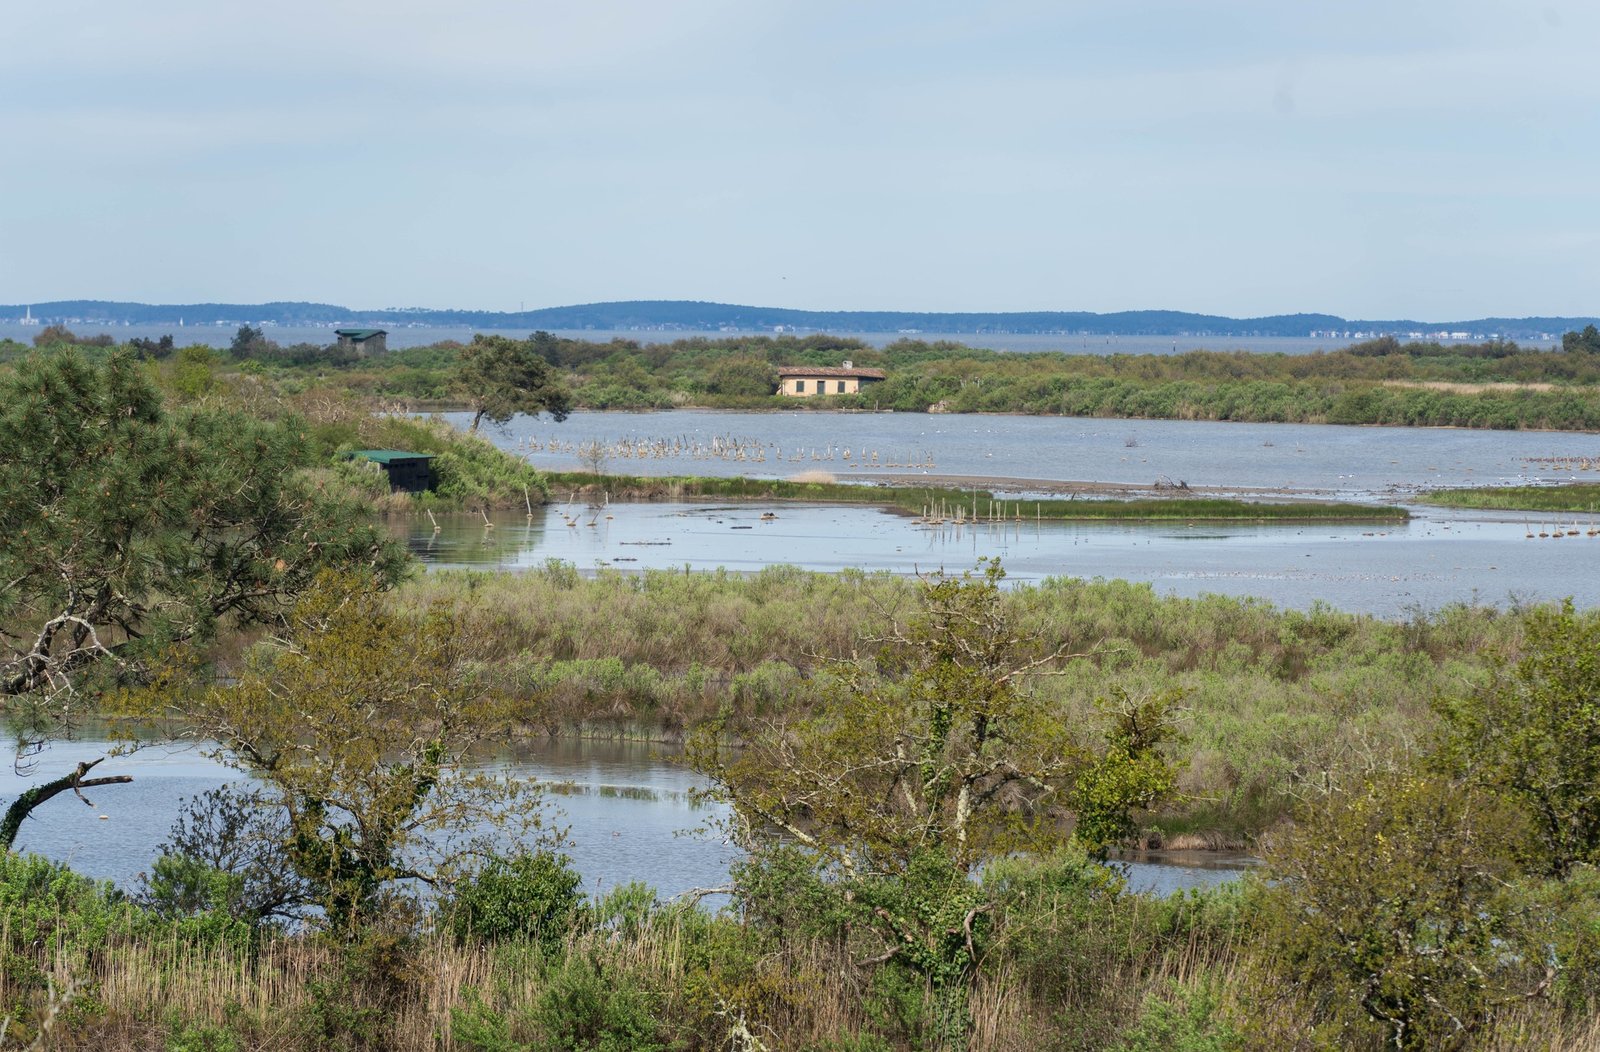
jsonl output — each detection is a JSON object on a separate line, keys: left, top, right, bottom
{"left": 2, "top": 1, "right": 1596, "bottom": 319}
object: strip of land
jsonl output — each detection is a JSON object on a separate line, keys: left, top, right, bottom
{"left": 543, "top": 470, "right": 1408, "bottom": 522}
{"left": 1419, "top": 482, "right": 1600, "bottom": 512}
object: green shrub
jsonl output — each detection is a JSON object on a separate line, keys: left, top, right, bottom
{"left": 1113, "top": 981, "right": 1240, "bottom": 1052}
{"left": 165, "top": 1020, "right": 243, "bottom": 1052}
{"left": 0, "top": 851, "right": 145, "bottom": 989}
{"left": 446, "top": 852, "right": 585, "bottom": 951}
{"left": 531, "top": 956, "right": 667, "bottom": 1052}
{"left": 591, "top": 882, "right": 657, "bottom": 940}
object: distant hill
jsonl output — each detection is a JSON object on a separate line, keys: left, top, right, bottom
{"left": 2, "top": 299, "right": 1594, "bottom": 340}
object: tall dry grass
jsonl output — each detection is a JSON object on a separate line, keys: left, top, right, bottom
{"left": 17, "top": 919, "right": 1259, "bottom": 1052}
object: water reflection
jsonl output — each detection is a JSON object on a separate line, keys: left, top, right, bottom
{"left": 2, "top": 738, "right": 1243, "bottom": 901}
{"left": 1, "top": 737, "right": 734, "bottom": 902}
{"left": 392, "top": 501, "right": 1600, "bottom": 616}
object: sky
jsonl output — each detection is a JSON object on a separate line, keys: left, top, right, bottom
{"left": 2, "top": 1, "right": 1597, "bottom": 320}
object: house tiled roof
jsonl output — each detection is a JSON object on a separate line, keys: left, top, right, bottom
{"left": 775, "top": 365, "right": 887, "bottom": 379}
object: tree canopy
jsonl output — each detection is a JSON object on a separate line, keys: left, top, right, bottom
{"left": 455, "top": 334, "right": 572, "bottom": 433}
{"left": 690, "top": 561, "right": 1180, "bottom": 877}
{"left": 141, "top": 573, "right": 549, "bottom": 933}
{"left": 1437, "top": 600, "right": 1600, "bottom": 876}
{"left": 0, "top": 350, "right": 408, "bottom": 846}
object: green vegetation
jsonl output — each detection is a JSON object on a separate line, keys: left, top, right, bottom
{"left": 4, "top": 581, "right": 1600, "bottom": 1048}
{"left": 1420, "top": 482, "right": 1600, "bottom": 512}
{"left": 545, "top": 471, "right": 1408, "bottom": 522}
{"left": 0, "top": 351, "right": 412, "bottom": 848}
{"left": 454, "top": 333, "right": 571, "bottom": 433}
{"left": 5, "top": 341, "right": 1600, "bottom": 1048}
{"left": 134, "top": 573, "right": 552, "bottom": 934}
{"left": 399, "top": 563, "right": 1508, "bottom": 838}
{"left": 12, "top": 324, "right": 1600, "bottom": 430}
{"left": 0, "top": 342, "right": 561, "bottom": 511}
{"left": 688, "top": 563, "right": 1185, "bottom": 1045}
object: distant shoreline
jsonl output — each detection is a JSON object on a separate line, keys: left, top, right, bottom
{"left": 1, "top": 298, "right": 1591, "bottom": 341}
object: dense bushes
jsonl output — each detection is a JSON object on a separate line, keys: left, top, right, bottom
{"left": 4, "top": 564, "right": 1599, "bottom": 1048}
{"left": 446, "top": 852, "right": 585, "bottom": 951}
{"left": 397, "top": 564, "right": 1518, "bottom": 836}
{"left": 0, "top": 844, "right": 1251, "bottom": 1051}
{"left": 77, "top": 327, "right": 1600, "bottom": 429}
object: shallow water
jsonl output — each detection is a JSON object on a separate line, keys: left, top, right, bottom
{"left": 2, "top": 739, "right": 1237, "bottom": 900}
{"left": 446, "top": 409, "right": 1600, "bottom": 501}
{"left": 1, "top": 738, "right": 734, "bottom": 902}
{"left": 397, "top": 501, "right": 1600, "bottom": 616}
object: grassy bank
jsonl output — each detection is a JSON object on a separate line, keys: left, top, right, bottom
{"left": 394, "top": 564, "right": 1525, "bottom": 837}
{"left": 542, "top": 471, "right": 1408, "bottom": 523}
{"left": 1419, "top": 482, "right": 1600, "bottom": 512}
{"left": 6, "top": 841, "right": 1596, "bottom": 1052}
{"left": 0, "top": 849, "right": 1240, "bottom": 1052}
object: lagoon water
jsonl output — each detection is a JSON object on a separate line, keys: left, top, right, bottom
{"left": 400, "top": 410, "right": 1600, "bottom": 616}
{"left": 399, "top": 503, "right": 1600, "bottom": 617}
{"left": 2, "top": 737, "right": 735, "bottom": 903}
{"left": 12, "top": 409, "right": 1594, "bottom": 900}
{"left": 4, "top": 738, "right": 1241, "bottom": 902}
{"left": 448, "top": 409, "right": 1600, "bottom": 500}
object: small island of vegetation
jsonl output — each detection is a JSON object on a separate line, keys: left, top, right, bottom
{"left": 1420, "top": 482, "right": 1600, "bottom": 513}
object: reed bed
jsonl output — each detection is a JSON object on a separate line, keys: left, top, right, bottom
{"left": 4, "top": 892, "right": 1266, "bottom": 1051}
{"left": 10, "top": 903, "right": 1590, "bottom": 1051}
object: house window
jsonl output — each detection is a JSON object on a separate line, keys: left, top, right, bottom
{"left": 837, "top": 380, "right": 846, "bottom": 393}
{"left": 795, "top": 380, "right": 806, "bottom": 393}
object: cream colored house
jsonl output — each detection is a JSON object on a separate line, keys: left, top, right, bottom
{"left": 776, "top": 360, "right": 887, "bottom": 397}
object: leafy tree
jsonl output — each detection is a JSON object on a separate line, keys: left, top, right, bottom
{"left": 170, "top": 344, "right": 217, "bottom": 400}
{"left": 140, "top": 785, "right": 312, "bottom": 928}
{"left": 1562, "top": 324, "right": 1600, "bottom": 355}
{"left": 691, "top": 561, "right": 1175, "bottom": 876}
{"left": 1437, "top": 600, "right": 1600, "bottom": 877}
{"left": 228, "top": 324, "right": 275, "bottom": 359}
{"left": 0, "top": 351, "right": 408, "bottom": 847}
{"left": 127, "top": 333, "right": 175, "bottom": 359}
{"left": 690, "top": 561, "right": 1180, "bottom": 1049}
{"left": 455, "top": 334, "right": 572, "bottom": 433}
{"left": 1070, "top": 687, "right": 1185, "bottom": 853}
{"left": 146, "top": 574, "right": 551, "bottom": 933}
{"left": 1261, "top": 772, "right": 1574, "bottom": 1051}
{"left": 31, "top": 324, "right": 76, "bottom": 348}
{"left": 705, "top": 354, "right": 777, "bottom": 398}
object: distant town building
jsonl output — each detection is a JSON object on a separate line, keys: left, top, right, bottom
{"left": 776, "top": 360, "right": 887, "bottom": 397}
{"left": 334, "top": 328, "right": 388, "bottom": 352}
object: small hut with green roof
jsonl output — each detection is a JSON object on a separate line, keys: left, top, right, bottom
{"left": 347, "top": 449, "right": 434, "bottom": 492}
{"left": 334, "top": 328, "right": 388, "bottom": 353}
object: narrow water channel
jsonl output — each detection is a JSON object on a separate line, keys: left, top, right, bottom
{"left": 4, "top": 738, "right": 1248, "bottom": 902}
